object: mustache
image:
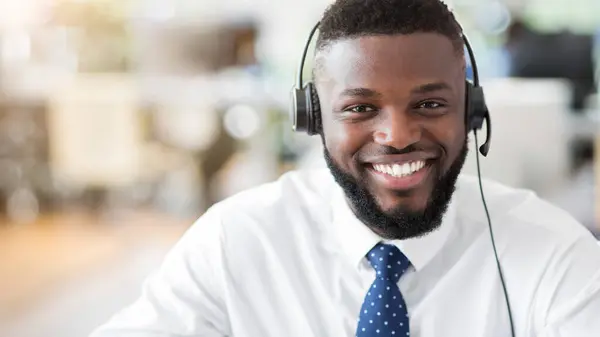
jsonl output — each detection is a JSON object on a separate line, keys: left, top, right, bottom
{"left": 359, "top": 144, "right": 439, "bottom": 158}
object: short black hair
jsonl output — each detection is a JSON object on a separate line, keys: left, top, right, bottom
{"left": 316, "top": 0, "right": 464, "bottom": 53}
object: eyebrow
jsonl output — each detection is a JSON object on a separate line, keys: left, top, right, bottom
{"left": 411, "top": 82, "right": 452, "bottom": 94}
{"left": 339, "top": 87, "right": 382, "bottom": 99}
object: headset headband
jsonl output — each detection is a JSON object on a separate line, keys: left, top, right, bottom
{"left": 296, "top": 22, "right": 481, "bottom": 89}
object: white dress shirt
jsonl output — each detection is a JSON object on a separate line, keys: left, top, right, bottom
{"left": 91, "top": 169, "right": 600, "bottom": 337}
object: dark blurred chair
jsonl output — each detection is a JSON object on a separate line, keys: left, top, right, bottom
{"left": 505, "top": 20, "right": 596, "bottom": 112}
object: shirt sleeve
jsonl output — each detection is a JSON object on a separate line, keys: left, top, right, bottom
{"left": 89, "top": 205, "right": 230, "bottom": 337}
{"left": 536, "top": 235, "right": 600, "bottom": 336}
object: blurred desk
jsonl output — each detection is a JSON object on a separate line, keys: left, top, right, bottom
{"left": 0, "top": 210, "right": 191, "bottom": 322}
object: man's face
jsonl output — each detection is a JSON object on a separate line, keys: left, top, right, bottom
{"left": 317, "top": 33, "right": 468, "bottom": 240}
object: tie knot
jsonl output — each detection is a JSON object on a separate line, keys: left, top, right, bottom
{"left": 366, "top": 243, "right": 411, "bottom": 283}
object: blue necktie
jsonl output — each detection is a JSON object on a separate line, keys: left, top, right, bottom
{"left": 356, "top": 243, "right": 411, "bottom": 337}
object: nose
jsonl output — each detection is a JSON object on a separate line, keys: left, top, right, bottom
{"left": 373, "top": 109, "right": 421, "bottom": 149}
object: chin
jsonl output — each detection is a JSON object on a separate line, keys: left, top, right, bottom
{"left": 371, "top": 179, "right": 435, "bottom": 213}
{"left": 381, "top": 201, "right": 427, "bottom": 217}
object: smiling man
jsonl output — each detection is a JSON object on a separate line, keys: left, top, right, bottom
{"left": 91, "top": 1, "right": 600, "bottom": 337}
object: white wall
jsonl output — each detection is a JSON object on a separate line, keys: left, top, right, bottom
{"left": 462, "top": 78, "right": 573, "bottom": 197}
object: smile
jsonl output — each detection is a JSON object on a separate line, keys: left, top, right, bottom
{"left": 372, "top": 161, "right": 426, "bottom": 177}
{"left": 368, "top": 160, "right": 431, "bottom": 190}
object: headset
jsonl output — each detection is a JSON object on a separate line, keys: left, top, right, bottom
{"left": 290, "top": 21, "right": 515, "bottom": 337}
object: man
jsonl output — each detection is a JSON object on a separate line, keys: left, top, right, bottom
{"left": 91, "top": 0, "right": 600, "bottom": 336}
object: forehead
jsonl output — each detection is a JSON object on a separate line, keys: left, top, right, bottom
{"left": 317, "top": 33, "right": 464, "bottom": 90}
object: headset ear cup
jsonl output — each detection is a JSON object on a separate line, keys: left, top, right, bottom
{"left": 465, "top": 81, "right": 473, "bottom": 131}
{"left": 291, "top": 86, "right": 309, "bottom": 133}
{"left": 465, "top": 81, "right": 487, "bottom": 131}
{"left": 305, "top": 82, "right": 322, "bottom": 135}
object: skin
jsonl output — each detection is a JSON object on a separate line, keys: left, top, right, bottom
{"left": 316, "top": 33, "right": 467, "bottom": 222}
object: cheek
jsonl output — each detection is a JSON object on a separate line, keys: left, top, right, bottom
{"left": 439, "top": 118, "right": 466, "bottom": 163}
{"left": 322, "top": 117, "right": 367, "bottom": 165}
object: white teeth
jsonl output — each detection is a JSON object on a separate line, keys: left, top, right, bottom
{"left": 392, "top": 164, "right": 401, "bottom": 176}
{"left": 373, "top": 161, "right": 426, "bottom": 177}
{"left": 402, "top": 163, "right": 411, "bottom": 175}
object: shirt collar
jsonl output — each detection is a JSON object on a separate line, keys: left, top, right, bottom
{"left": 331, "top": 185, "right": 457, "bottom": 271}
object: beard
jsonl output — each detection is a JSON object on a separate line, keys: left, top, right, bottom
{"left": 324, "top": 140, "right": 468, "bottom": 240}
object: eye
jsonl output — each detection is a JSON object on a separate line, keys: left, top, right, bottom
{"left": 417, "top": 101, "right": 445, "bottom": 110}
{"left": 346, "top": 105, "right": 376, "bottom": 113}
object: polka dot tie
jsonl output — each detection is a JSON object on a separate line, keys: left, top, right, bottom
{"left": 356, "top": 243, "right": 411, "bottom": 337}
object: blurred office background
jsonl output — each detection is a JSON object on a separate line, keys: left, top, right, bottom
{"left": 0, "top": 0, "right": 598, "bottom": 336}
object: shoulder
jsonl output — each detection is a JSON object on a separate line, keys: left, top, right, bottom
{"left": 182, "top": 168, "right": 337, "bottom": 248}
{"left": 454, "top": 174, "right": 591, "bottom": 242}
{"left": 456, "top": 176, "right": 597, "bottom": 258}
{"left": 215, "top": 168, "right": 336, "bottom": 221}
{"left": 454, "top": 177, "right": 600, "bottom": 329}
